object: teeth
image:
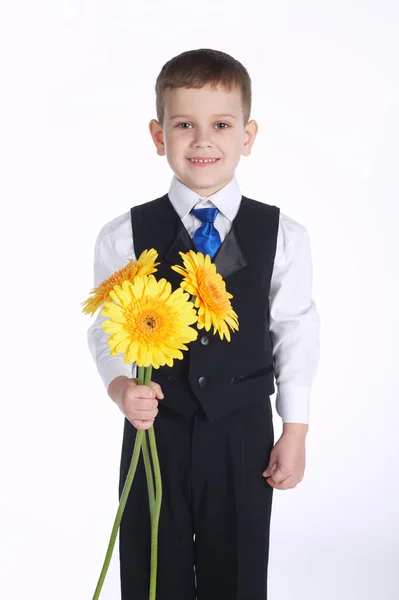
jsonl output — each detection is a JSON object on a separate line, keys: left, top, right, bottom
{"left": 190, "top": 158, "right": 218, "bottom": 163}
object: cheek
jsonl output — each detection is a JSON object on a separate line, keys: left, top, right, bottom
{"left": 165, "top": 133, "right": 186, "bottom": 155}
{"left": 220, "top": 130, "right": 242, "bottom": 148}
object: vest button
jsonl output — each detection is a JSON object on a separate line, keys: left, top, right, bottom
{"left": 198, "top": 376, "right": 208, "bottom": 388}
{"left": 200, "top": 335, "right": 210, "bottom": 346}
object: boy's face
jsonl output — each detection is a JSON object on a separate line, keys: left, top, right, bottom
{"left": 149, "top": 84, "right": 258, "bottom": 197}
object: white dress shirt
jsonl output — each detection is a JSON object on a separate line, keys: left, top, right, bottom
{"left": 87, "top": 174, "right": 320, "bottom": 424}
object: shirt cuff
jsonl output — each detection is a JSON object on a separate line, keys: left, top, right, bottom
{"left": 99, "top": 359, "right": 136, "bottom": 393}
{"left": 275, "top": 384, "right": 310, "bottom": 424}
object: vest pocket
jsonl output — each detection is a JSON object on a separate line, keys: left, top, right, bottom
{"left": 231, "top": 363, "right": 274, "bottom": 384}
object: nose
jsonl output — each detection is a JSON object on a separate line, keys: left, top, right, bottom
{"left": 192, "top": 126, "right": 213, "bottom": 148}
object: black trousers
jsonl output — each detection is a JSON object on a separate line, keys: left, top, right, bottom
{"left": 118, "top": 396, "right": 275, "bottom": 599}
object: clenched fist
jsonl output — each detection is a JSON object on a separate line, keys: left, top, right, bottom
{"left": 108, "top": 376, "right": 164, "bottom": 430}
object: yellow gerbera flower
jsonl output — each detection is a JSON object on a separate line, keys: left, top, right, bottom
{"left": 171, "top": 251, "right": 239, "bottom": 341}
{"left": 100, "top": 275, "right": 198, "bottom": 368}
{"left": 81, "top": 248, "right": 160, "bottom": 316}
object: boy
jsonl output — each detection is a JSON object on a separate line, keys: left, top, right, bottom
{"left": 87, "top": 48, "right": 320, "bottom": 599}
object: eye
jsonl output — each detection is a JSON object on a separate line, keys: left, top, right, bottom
{"left": 175, "top": 122, "right": 230, "bottom": 129}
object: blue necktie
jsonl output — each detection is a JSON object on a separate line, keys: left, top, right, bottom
{"left": 191, "top": 207, "right": 221, "bottom": 259}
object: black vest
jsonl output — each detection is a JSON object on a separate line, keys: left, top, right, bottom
{"left": 131, "top": 193, "right": 280, "bottom": 422}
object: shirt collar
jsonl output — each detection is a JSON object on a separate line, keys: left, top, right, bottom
{"left": 167, "top": 173, "right": 242, "bottom": 222}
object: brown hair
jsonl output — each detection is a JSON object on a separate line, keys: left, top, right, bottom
{"left": 155, "top": 48, "right": 252, "bottom": 127}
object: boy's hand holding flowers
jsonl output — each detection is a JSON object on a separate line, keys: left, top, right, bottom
{"left": 108, "top": 375, "right": 164, "bottom": 431}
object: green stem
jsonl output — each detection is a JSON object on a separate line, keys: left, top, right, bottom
{"left": 137, "top": 365, "right": 145, "bottom": 385}
{"left": 145, "top": 364, "right": 163, "bottom": 600}
{"left": 92, "top": 427, "right": 144, "bottom": 600}
{"left": 142, "top": 432, "right": 155, "bottom": 518}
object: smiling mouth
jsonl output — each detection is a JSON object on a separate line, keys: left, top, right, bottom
{"left": 187, "top": 158, "right": 221, "bottom": 166}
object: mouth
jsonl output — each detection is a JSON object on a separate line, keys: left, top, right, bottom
{"left": 187, "top": 158, "right": 221, "bottom": 167}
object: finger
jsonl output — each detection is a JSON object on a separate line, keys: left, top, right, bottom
{"left": 149, "top": 381, "right": 164, "bottom": 399}
{"left": 263, "top": 461, "right": 278, "bottom": 475}
{"left": 134, "top": 423, "right": 152, "bottom": 430}
{"left": 267, "top": 477, "right": 285, "bottom": 489}
{"left": 265, "top": 476, "right": 277, "bottom": 488}
{"left": 272, "top": 474, "right": 288, "bottom": 484}
{"left": 132, "top": 418, "right": 155, "bottom": 430}
{"left": 135, "top": 385, "right": 156, "bottom": 399}
{"left": 263, "top": 464, "right": 274, "bottom": 477}
{"left": 270, "top": 467, "right": 290, "bottom": 484}
{"left": 131, "top": 408, "right": 159, "bottom": 420}
{"left": 267, "top": 475, "right": 295, "bottom": 490}
{"left": 131, "top": 397, "right": 159, "bottom": 410}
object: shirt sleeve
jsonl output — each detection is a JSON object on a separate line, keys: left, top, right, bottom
{"left": 269, "top": 213, "right": 321, "bottom": 424}
{"left": 86, "top": 214, "right": 138, "bottom": 393}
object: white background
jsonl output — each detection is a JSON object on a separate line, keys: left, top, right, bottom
{"left": 1, "top": 1, "right": 398, "bottom": 598}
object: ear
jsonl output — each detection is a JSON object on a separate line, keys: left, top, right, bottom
{"left": 149, "top": 119, "right": 165, "bottom": 156}
{"left": 242, "top": 119, "right": 258, "bottom": 157}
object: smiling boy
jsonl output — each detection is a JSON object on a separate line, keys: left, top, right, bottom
{"left": 87, "top": 48, "right": 320, "bottom": 599}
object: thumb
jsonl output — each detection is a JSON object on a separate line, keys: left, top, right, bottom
{"left": 269, "top": 464, "right": 287, "bottom": 483}
{"left": 263, "top": 462, "right": 277, "bottom": 478}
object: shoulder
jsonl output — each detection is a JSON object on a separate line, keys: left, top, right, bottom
{"left": 240, "top": 197, "right": 280, "bottom": 234}
{"left": 242, "top": 196, "right": 309, "bottom": 242}
{"left": 276, "top": 212, "right": 310, "bottom": 261}
{"left": 131, "top": 195, "right": 169, "bottom": 221}
{"left": 97, "top": 210, "right": 131, "bottom": 238}
{"left": 94, "top": 210, "right": 132, "bottom": 257}
{"left": 242, "top": 196, "right": 280, "bottom": 216}
{"left": 279, "top": 211, "right": 309, "bottom": 238}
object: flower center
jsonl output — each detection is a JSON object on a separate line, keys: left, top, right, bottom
{"left": 198, "top": 270, "right": 230, "bottom": 311}
{"left": 137, "top": 310, "right": 163, "bottom": 335}
{"left": 145, "top": 316, "right": 156, "bottom": 329}
{"left": 204, "top": 280, "right": 222, "bottom": 301}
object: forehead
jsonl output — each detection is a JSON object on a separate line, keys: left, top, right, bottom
{"left": 163, "top": 84, "right": 243, "bottom": 119}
